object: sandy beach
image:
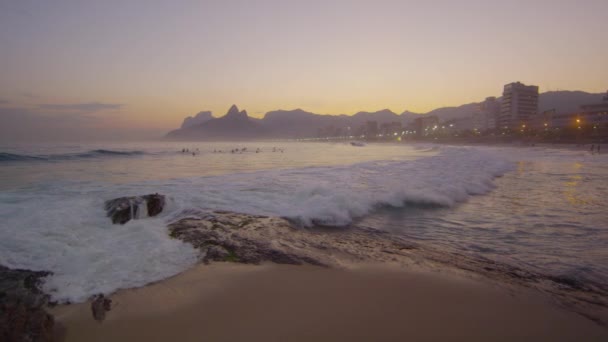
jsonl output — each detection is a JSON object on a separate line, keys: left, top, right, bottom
{"left": 51, "top": 263, "right": 607, "bottom": 342}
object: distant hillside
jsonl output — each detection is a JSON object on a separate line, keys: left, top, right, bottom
{"left": 348, "top": 109, "right": 403, "bottom": 126}
{"left": 423, "top": 103, "right": 479, "bottom": 121}
{"left": 165, "top": 90, "right": 605, "bottom": 140}
{"left": 412, "top": 90, "right": 604, "bottom": 120}
{"left": 538, "top": 91, "right": 604, "bottom": 114}
{"left": 180, "top": 111, "right": 214, "bottom": 129}
{"left": 261, "top": 109, "right": 344, "bottom": 138}
{"left": 167, "top": 107, "right": 413, "bottom": 140}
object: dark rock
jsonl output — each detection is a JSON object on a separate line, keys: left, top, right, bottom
{"left": 0, "top": 266, "right": 51, "bottom": 308}
{"left": 204, "top": 245, "right": 231, "bottom": 262}
{"left": 145, "top": 194, "right": 165, "bottom": 217}
{"left": 548, "top": 275, "right": 587, "bottom": 291}
{"left": 90, "top": 294, "right": 112, "bottom": 322}
{"left": 0, "top": 265, "right": 54, "bottom": 342}
{"left": 168, "top": 213, "right": 327, "bottom": 266}
{"left": 104, "top": 193, "right": 166, "bottom": 224}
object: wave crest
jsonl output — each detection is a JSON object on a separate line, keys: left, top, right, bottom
{"left": 0, "top": 149, "right": 145, "bottom": 163}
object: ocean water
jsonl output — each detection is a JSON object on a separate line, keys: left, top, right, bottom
{"left": 0, "top": 141, "right": 606, "bottom": 302}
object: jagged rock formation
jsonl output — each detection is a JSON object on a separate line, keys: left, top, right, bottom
{"left": 0, "top": 265, "right": 54, "bottom": 342}
{"left": 104, "top": 193, "right": 166, "bottom": 224}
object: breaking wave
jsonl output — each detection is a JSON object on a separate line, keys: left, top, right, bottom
{"left": 162, "top": 146, "right": 515, "bottom": 226}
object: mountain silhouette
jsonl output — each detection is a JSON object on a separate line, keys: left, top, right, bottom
{"left": 165, "top": 91, "right": 605, "bottom": 140}
{"left": 538, "top": 91, "right": 604, "bottom": 114}
{"left": 166, "top": 105, "right": 267, "bottom": 140}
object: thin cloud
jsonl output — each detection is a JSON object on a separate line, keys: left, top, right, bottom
{"left": 0, "top": 99, "right": 8, "bottom": 105}
{"left": 38, "top": 102, "right": 123, "bottom": 113}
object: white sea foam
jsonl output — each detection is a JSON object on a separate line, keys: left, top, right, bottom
{"left": 158, "top": 146, "right": 514, "bottom": 226}
{"left": 0, "top": 193, "right": 199, "bottom": 302}
{"left": 0, "top": 145, "right": 514, "bottom": 302}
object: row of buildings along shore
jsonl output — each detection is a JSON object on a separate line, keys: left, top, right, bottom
{"left": 410, "top": 82, "right": 608, "bottom": 140}
{"left": 469, "top": 82, "right": 608, "bottom": 133}
{"left": 309, "top": 82, "right": 607, "bottom": 142}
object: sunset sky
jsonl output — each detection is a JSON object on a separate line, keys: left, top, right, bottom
{"left": 1, "top": 0, "right": 607, "bottom": 140}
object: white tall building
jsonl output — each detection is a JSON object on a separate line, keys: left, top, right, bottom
{"left": 473, "top": 96, "right": 500, "bottom": 130}
{"left": 499, "top": 82, "right": 539, "bottom": 129}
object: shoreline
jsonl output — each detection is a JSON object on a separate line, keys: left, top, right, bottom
{"left": 4, "top": 209, "right": 608, "bottom": 340}
{"left": 51, "top": 263, "right": 608, "bottom": 341}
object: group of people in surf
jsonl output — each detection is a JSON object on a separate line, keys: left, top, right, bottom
{"left": 212, "top": 147, "right": 284, "bottom": 154}
{"left": 181, "top": 148, "right": 199, "bottom": 156}
{"left": 179, "top": 147, "right": 285, "bottom": 155}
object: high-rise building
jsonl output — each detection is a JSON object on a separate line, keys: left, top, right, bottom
{"left": 499, "top": 82, "right": 539, "bottom": 129}
{"left": 414, "top": 115, "right": 439, "bottom": 137}
{"left": 473, "top": 96, "right": 500, "bottom": 131}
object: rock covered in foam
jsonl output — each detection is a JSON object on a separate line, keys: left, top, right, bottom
{"left": 104, "top": 194, "right": 166, "bottom": 224}
{"left": 0, "top": 265, "right": 55, "bottom": 342}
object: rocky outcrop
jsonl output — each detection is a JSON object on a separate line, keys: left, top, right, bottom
{"left": 104, "top": 193, "right": 166, "bottom": 224}
{"left": 168, "top": 211, "right": 417, "bottom": 267}
{"left": 0, "top": 266, "right": 54, "bottom": 342}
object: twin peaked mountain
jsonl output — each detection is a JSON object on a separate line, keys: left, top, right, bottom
{"left": 165, "top": 104, "right": 412, "bottom": 140}
{"left": 165, "top": 91, "right": 605, "bottom": 140}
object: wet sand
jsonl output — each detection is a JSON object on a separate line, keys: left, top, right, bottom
{"left": 52, "top": 263, "right": 607, "bottom": 342}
